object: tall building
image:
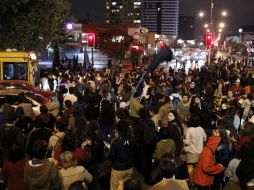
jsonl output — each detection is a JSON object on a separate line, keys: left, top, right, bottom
{"left": 142, "top": 0, "right": 179, "bottom": 37}
{"left": 105, "top": 0, "right": 142, "bottom": 24}
{"left": 178, "top": 16, "right": 195, "bottom": 40}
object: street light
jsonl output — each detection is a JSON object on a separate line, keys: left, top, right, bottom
{"left": 239, "top": 28, "right": 243, "bottom": 43}
{"left": 218, "top": 28, "right": 223, "bottom": 33}
{"left": 219, "top": 22, "right": 225, "bottom": 28}
{"left": 221, "top": 11, "right": 228, "bottom": 17}
{"left": 204, "top": 24, "right": 209, "bottom": 28}
{"left": 199, "top": 11, "right": 205, "bottom": 17}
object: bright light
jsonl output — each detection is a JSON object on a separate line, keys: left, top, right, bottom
{"left": 222, "top": 11, "right": 228, "bottom": 17}
{"left": 219, "top": 22, "right": 225, "bottom": 28}
{"left": 88, "top": 36, "right": 93, "bottom": 40}
{"left": 199, "top": 11, "right": 205, "bottom": 17}
{"left": 239, "top": 28, "right": 243, "bottom": 33}
{"left": 177, "top": 39, "right": 184, "bottom": 44}
{"left": 218, "top": 28, "right": 222, "bottom": 32}
{"left": 66, "top": 23, "right": 73, "bottom": 30}
{"left": 204, "top": 24, "right": 209, "bottom": 28}
{"left": 206, "top": 29, "right": 210, "bottom": 32}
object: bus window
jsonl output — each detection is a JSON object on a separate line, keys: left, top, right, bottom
{"left": 17, "top": 63, "right": 28, "bottom": 80}
{"left": 3, "top": 63, "right": 15, "bottom": 80}
{"left": 3, "top": 62, "right": 28, "bottom": 80}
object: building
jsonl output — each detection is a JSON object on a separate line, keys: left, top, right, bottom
{"left": 105, "top": 0, "right": 142, "bottom": 24}
{"left": 178, "top": 16, "right": 195, "bottom": 40}
{"left": 240, "top": 25, "right": 254, "bottom": 43}
{"left": 142, "top": 0, "right": 179, "bottom": 37}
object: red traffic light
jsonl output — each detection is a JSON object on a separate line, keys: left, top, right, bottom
{"left": 204, "top": 32, "right": 214, "bottom": 46}
{"left": 88, "top": 33, "right": 95, "bottom": 47}
{"left": 160, "top": 42, "right": 166, "bottom": 48}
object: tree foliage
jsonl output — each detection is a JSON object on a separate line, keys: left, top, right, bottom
{"left": 98, "top": 28, "right": 133, "bottom": 60}
{"left": 0, "top": 0, "right": 70, "bottom": 51}
{"left": 228, "top": 42, "right": 246, "bottom": 52}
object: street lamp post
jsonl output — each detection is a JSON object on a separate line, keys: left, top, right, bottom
{"left": 208, "top": 0, "right": 214, "bottom": 65}
{"left": 239, "top": 28, "right": 243, "bottom": 43}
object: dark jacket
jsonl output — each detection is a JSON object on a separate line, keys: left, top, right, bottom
{"left": 167, "top": 123, "right": 183, "bottom": 157}
{"left": 99, "top": 98, "right": 115, "bottom": 124}
{"left": 0, "top": 124, "right": 24, "bottom": 166}
{"left": 236, "top": 158, "right": 254, "bottom": 190}
{"left": 25, "top": 128, "right": 52, "bottom": 157}
{"left": 107, "top": 136, "right": 135, "bottom": 170}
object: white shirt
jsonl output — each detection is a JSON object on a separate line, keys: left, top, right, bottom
{"left": 141, "top": 84, "right": 150, "bottom": 99}
{"left": 64, "top": 94, "right": 77, "bottom": 104}
{"left": 224, "top": 158, "right": 241, "bottom": 182}
{"left": 48, "top": 132, "right": 65, "bottom": 157}
{"left": 184, "top": 126, "right": 207, "bottom": 154}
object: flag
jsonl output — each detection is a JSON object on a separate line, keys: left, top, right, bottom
{"left": 82, "top": 49, "right": 91, "bottom": 74}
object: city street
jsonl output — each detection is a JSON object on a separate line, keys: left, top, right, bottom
{"left": 1, "top": 1, "right": 254, "bottom": 190}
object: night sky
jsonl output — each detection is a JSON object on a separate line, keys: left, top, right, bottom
{"left": 70, "top": 0, "right": 254, "bottom": 34}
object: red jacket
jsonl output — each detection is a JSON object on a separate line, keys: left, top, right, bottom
{"left": 0, "top": 158, "right": 28, "bottom": 190}
{"left": 233, "top": 135, "right": 252, "bottom": 153}
{"left": 54, "top": 147, "right": 89, "bottom": 166}
{"left": 194, "top": 137, "right": 224, "bottom": 187}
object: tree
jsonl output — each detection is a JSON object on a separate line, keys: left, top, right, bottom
{"left": 228, "top": 42, "right": 246, "bottom": 52}
{"left": 98, "top": 28, "right": 133, "bottom": 60}
{"left": 52, "top": 42, "right": 61, "bottom": 71}
{"left": 0, "top": 0, "right": 70, "bottom": 51}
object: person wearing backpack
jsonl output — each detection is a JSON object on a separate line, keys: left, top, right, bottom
{"left": 48, "top": 120, "right": 65, "bottom": 157}
{"left": 108, "top": 120, "right": 135, "bottom": 190}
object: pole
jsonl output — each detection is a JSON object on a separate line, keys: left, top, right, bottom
{"left": 209, "top": 0, "right": 214, "bottom": 65}
{"left": 210, "top": 0, "right": 213, "bottom": 26}
{"left": 91, "top": 47, "right": 94, "bottom": 68}
{"left": 131, "top": 70, "right": 148, "bottom": 98}
{"left": 208, "top": 45, "right": 211, "bottom": 65}
{"left": 83, "top": 45, "right": 86, "bottom": 67}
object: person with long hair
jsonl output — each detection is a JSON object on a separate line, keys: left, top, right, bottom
{"left": 184, "top": 115, "right": 207, "bottom": 177}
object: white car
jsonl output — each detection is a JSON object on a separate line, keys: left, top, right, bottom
{"left": 0, "top": 89, "right": 45, "bottom": 116}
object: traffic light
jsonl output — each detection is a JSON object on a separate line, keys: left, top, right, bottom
{"left": 205, "top": 32, "right": 214, "bottom": 46}
{"left": 87, "top": 33, "right": 95, "bottom": 48}
{"left": 159, "top": 41, "right": 166, "bottom": 48}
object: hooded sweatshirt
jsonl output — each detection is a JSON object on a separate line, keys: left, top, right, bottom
{"left": 24, "top": 160, "right": 61, "bottom": 190}
{"left": 193, "top": 136, "right": 224, "bottom": 187}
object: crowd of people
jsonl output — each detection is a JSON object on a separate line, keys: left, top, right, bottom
{"left": 0, "top": 55, "right": 254, "bottom": 190}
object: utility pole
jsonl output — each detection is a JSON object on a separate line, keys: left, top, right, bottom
{"left": 208, "top": 0, "right": 214, "bottom": 65}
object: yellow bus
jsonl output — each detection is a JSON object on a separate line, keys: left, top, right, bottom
{"left": 0, "top": 51, "right": 37, "bottom": 84}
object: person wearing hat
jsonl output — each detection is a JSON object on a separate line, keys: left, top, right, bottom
{"left": 193, "top": 136, "right": 224, "bottom": 190}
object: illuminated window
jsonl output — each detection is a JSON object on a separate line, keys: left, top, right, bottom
{"left": 120, "top": 5, "right": 123, "bottom": 9}
{"left": 112, "top": 2, "right": 116, "bottom": 5}
{"left": 134, "top": 20, "right": 141, "bottom": 23}
{"left": 134, "top": 2, "right": 141, "bottom": 5}
{"left": 106, "top": 20, "right": 110, "bottom": 23}
{"left": 106, "top": 6, "right": 110, "bottom": 9}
